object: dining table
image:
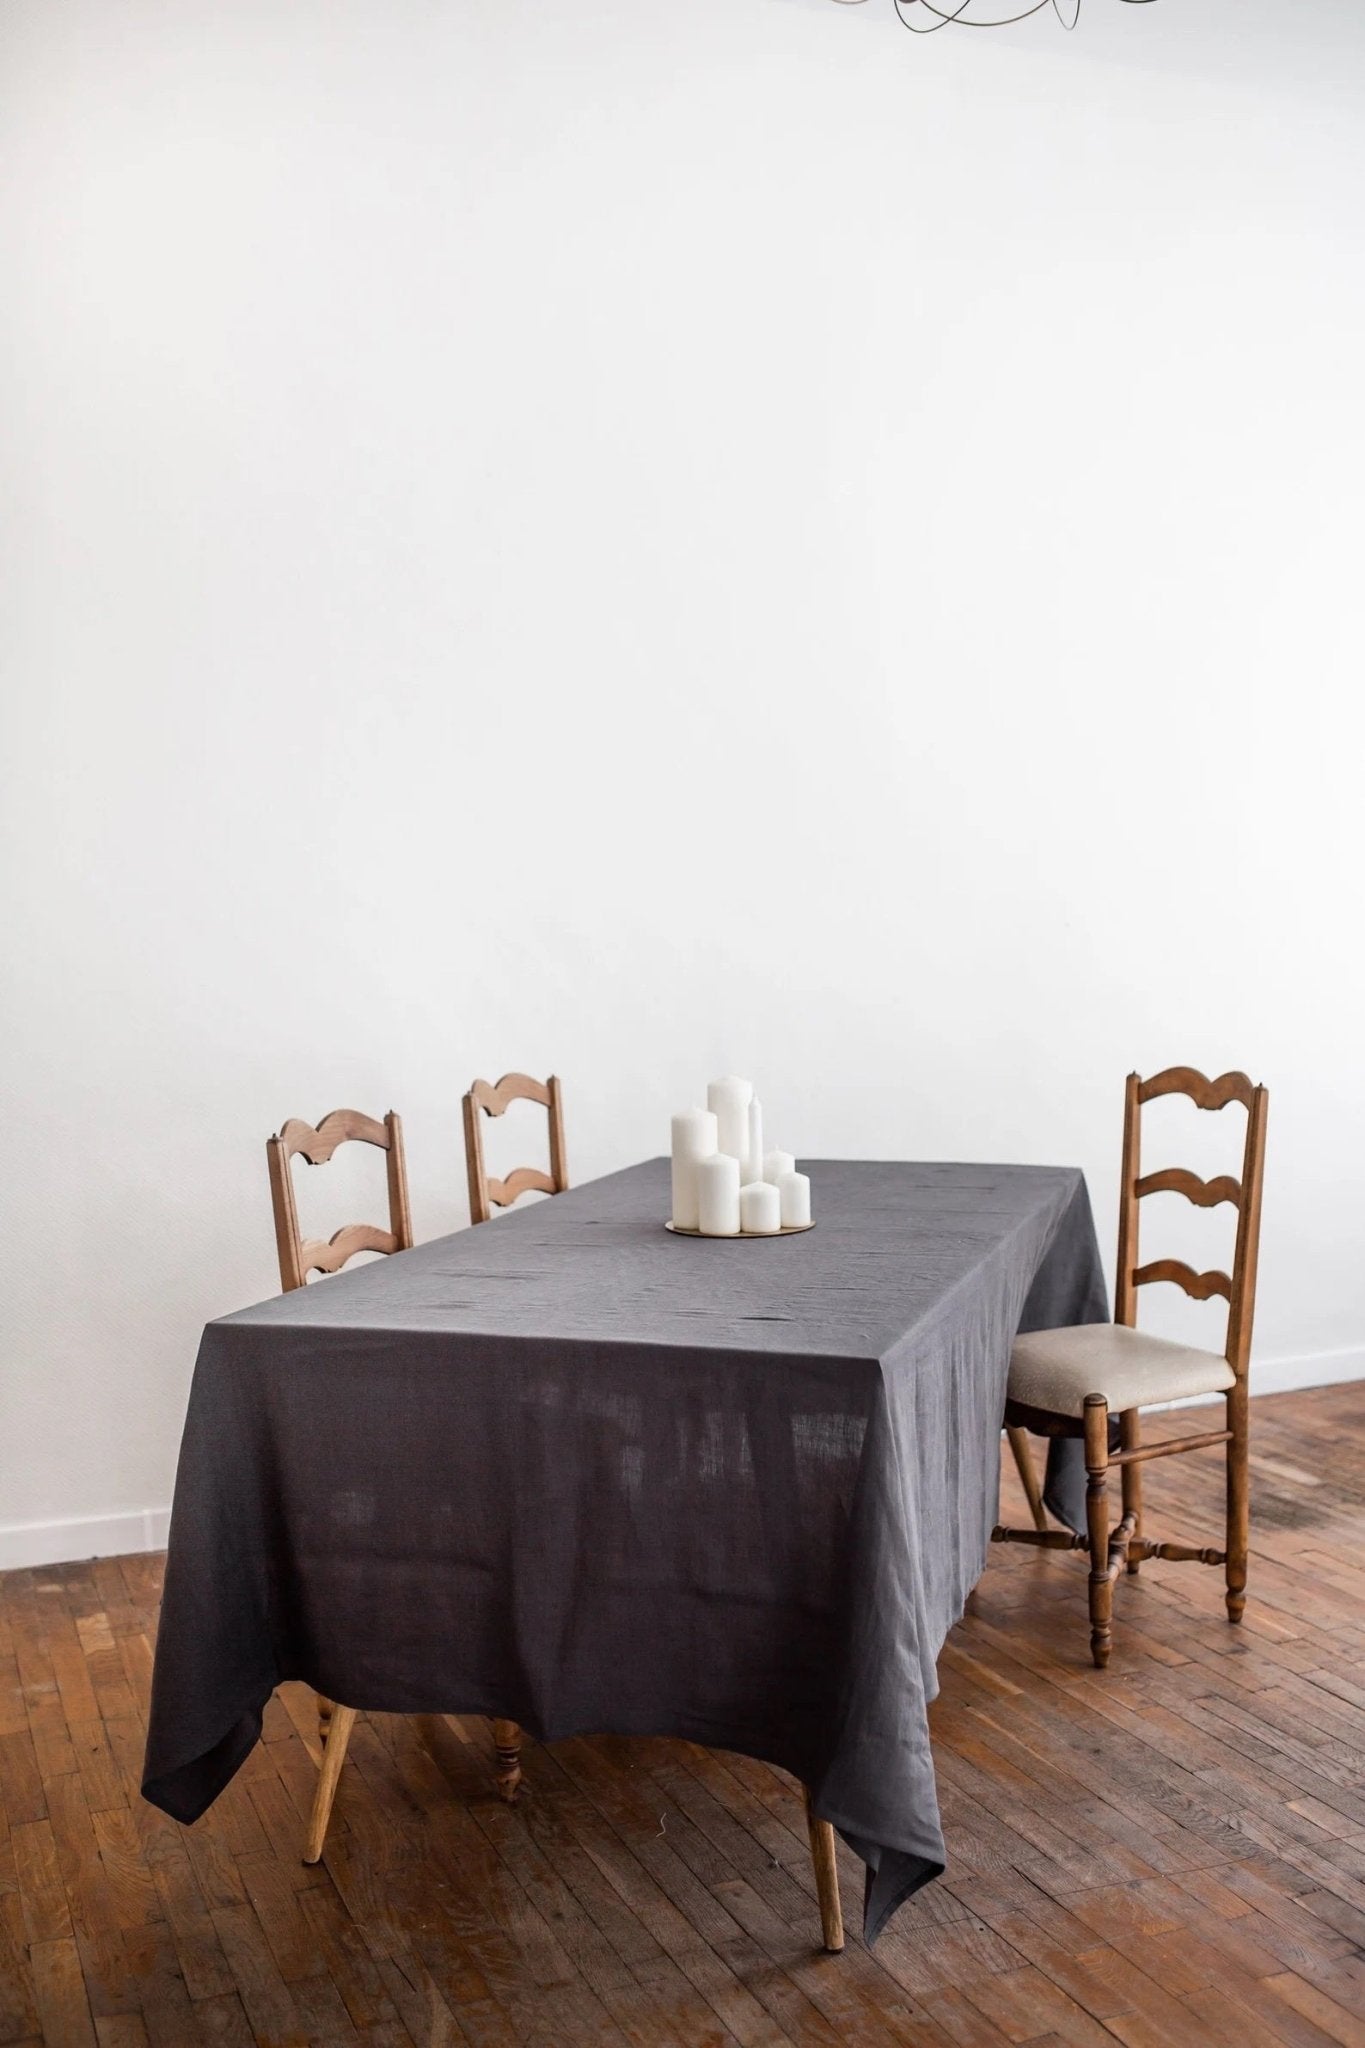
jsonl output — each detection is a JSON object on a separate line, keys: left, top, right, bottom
{"left": 143, "top": 1156, "right": 1107, "bottom": 1942}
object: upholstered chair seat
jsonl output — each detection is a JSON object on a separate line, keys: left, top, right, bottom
{"left": 1009, "top": 1323, "right": 1235, "bottom": 1421}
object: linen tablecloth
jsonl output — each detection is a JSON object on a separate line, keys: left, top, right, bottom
{"left": 144, "top": 1158, "right": 1106, "bottom": 1941}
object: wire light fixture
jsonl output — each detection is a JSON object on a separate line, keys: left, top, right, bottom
{"left": 839, "top": 0, "right": 1156, "bottom": 33}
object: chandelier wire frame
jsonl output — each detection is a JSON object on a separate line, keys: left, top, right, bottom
{"left": 834, "top": 0, "right": 1084, "bottom": 29}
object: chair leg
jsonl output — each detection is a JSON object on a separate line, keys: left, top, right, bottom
{"left": 1083, "top": 1394, "right": 1113, "bottom": 1669}
{"left": 317, "top": 1693, "right": 333, "bottom": 1746}
{"left": 1006, "top": 1426, "right": 1048, "bottom": 1533}
{"left": 1120, "top": 1410, "right": 1142, "bottom": 1574}
{"left": 1226, "top": 1380, "right": 1249, "bottom": 1623}
{"left": 491, "top": 1719, "right": 523, "bottom": 1802}
{"left": 304, "top": 1704, "right": 356, "bottom": 1864}
{"left": 804, "top": 1788, "right": 844, "bottom": 1953}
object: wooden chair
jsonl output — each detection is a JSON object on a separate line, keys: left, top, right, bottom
{"left": 266, "top": 1107, "right": 415, "bottom": 1865}
{"left": 459, "top": 1072, "right": 569, "bottom": 1818}
{"left": 993, "top": 1067, "right": 1268, "bottom": 1668}
{"left": 462, "top": 1071, "right": 568, "bottom": 1224}
{"left": 266, "top": 1108, "right": 413, "bottom": 1293}
{"left": 297, "top": 1087, "right": 566, "bottom": 1871}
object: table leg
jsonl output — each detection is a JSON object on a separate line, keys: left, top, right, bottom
{"left": 804, "top": 1788, "right": 844, "bottom": 1953}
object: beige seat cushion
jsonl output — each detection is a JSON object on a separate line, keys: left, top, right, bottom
{"left": 1009, "top": 1323, "right": 1236, "bottom": 1420}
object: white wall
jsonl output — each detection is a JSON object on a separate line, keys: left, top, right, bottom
{"left": 2, "top": 0, "right": 1363, "bottom": 1566}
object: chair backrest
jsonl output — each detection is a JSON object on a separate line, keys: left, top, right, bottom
{"left": 266, "top": 1108, "right": 414, "bottom": 1292}
{"left": 1114, "top": 1067, "right": 1269, "bottom": 1377}
{"left": 462, "top": 1072, "right": 568, "bottom": 1225}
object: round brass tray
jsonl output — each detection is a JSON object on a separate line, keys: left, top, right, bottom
{"left": 665, "top": 1220, "right": 815, "bottom": 1239}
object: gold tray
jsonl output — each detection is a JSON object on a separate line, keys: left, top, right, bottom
{"left": 665, "top": 1220, "right": 815, "bottom": 1239}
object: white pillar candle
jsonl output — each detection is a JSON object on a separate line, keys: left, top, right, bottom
{"left": 670, "top": 1108, "right": 718, "bottom": 1231}
{"left": 696, "top": 1153, "right": 742, "bottom": 1236}
{"left": 777, "top": 1170, "right": 811, "bottom": 1228}
{"left": 745, "top": 1098, "right": 764, "bottom": 1186}
{"left": 763, "top": 1149, "right": 796, "bottom": 1185}
{"left": 706, "top": 1076, "right": 752, "bottom": 1165}
{"left": 740, "top": 1180, "right": 782, "bottom": 1235}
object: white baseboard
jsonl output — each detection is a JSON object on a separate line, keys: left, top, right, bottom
{"left": 0, "top": 1506, "right": 171, "bottom": 1573}
{"left": 2, "top": 1346, "right": 1361, "bottom": 1572}
{"left": 1249, "top": 1344, "right": 1365, "bottom": 1398}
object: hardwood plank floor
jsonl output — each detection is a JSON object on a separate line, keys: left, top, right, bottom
{"left": 3, "top": 1385, "right": 1364, "bottom": 2046}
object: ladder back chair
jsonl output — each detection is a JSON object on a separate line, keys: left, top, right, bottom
{"left": 994, "top": 1066, "right": 1269, "bottom": 1668}
{"left": 462, "top": 1071, "right": 568, "bottom": 1224}
{"left": 301, "top": 1083, "right": 568, "bottom": 1872}
{"left": 459, "top": 1071, "right": 569, "bottom": 1816}
{"left": 266, "top": 1108, "right": 413, "bottom": 1293}
{"left": 266, "top": 1107, "right": 415, "bottom": 1845}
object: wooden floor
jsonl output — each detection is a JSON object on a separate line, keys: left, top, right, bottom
{"left": 4, "top": 1387, "right": 1365, "bottom": 2048}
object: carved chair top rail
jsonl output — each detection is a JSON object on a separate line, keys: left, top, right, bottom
{"left": 276, "top": 1108, "right": 394, "bottom": 1163}
{"left": 468, "top": 1073, "right": 553, "bottom": 1117}
{"left": 1136, "top": 1066, "right": 1255, "bottom": 1112}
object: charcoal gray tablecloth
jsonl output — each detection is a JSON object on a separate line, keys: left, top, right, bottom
{"left": 143, "top": 1158, "right": 1106, "bottom": 1941}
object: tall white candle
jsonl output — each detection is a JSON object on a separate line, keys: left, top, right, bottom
{"left": 745, "top": 1099, "right": 764, "bottom": 1186}
{"left": 763, "top": 1149, "right": 795, "bottom": 1185}
{"left": 696, "top": 1153, "right": 742, "bottom": 1237}
{"left": 706, "top": 1076, "right": 752, "bottom": 1165}
{"left": 777, "top": 1170, "right": 811, "bottom": 1229}
{"left": 670, "top": 1108, "right": 718, "bottom": 1231}
{"left": 740, "top": 1180, "right": 782, "bottom": 1235}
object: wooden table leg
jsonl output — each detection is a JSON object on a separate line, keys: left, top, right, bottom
{"left": 804, "top": 1789, "right": 844, "bottom": 1953}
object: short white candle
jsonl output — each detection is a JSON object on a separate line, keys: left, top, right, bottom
{"left": 777, "top": 1170, "right": 811, "bottom": 1228}
{"left": 696, "top": 1153, "right": 742, "bottom": 1236}
{"left": 745, "top": 1098, "right": 764, "bottom": 1186}
{"left": 740, "top": 1180, "right": 782, "bottom": 1235}
{"left": 670, "top": 1108, "right": 718, "bottom": 1231}
{"left": 763, "top": 1149, "right": 796, "bottom": 1185}
{"left": 707, "top": 1076, "right": 752, "bottom": 1165}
